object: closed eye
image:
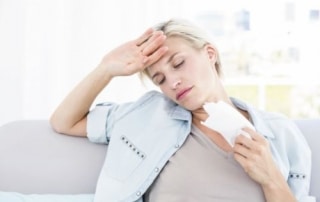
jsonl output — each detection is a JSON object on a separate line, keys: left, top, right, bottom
{"left": 153, "top": 74, "right": 165, "bottom": 85}
{"left": 173, "top": 60, "right": 184, "bottom": 69}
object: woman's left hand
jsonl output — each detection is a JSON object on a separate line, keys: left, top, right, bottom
{"left": 233, "top": 127, "right": 280, "bottom": 186}
{"left": 233, "top": 127, "right": 297, "bottom": 201}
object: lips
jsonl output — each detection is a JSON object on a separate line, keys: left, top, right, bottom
{"left": 176, "top": 87, "right": 193, "bottom": 101}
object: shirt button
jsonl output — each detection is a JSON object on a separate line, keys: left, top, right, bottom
{"left": 154, "top": 167, "right": 159, "bottom": 172}
{"left": 136, "top": 191, "right": 141, "bottom": 196}
{"left": 175, "top": 144, "right": 180, "bottom": 148}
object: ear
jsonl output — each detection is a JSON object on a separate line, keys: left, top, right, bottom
{"left": 204, "top": 44, "right": 217, "bottom": 65}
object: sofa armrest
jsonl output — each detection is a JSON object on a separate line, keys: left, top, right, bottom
{"left": 0, "top": 120, "right": 107, "bottom": 194}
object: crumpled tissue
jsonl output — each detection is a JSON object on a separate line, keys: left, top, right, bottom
{"left": 201, "top": 101, "right": 255, "bottom": 147}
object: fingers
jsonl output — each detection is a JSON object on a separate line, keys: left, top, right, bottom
{"left": 234, "top": 130, "right": 254, "bottom": 150}
{"left": 233, "top": 134, "right": 262, "bottom": 173}
{"left": 141, "top": 32, "right": 166, "bottom": 56}
{"left": 233, "top": 152, "right": 248, "bottom": 171}
{"left": 242, "top": 127, "right": 263, "bottom": 141}
{"left": 143, "top": 46, "right": 168, "bottom": 65}
{"left": 135, "top": 28, "right": 154, "bottom": 46}
{"left": 142, "top": 33, "right": 168, "bottom": 65}
{"left": 135, "top": 28, "right": 165, "bottom": 49}
{"left": 233, "top": 129, "right": 269, "bottom": 158}
{"left": 136, "top": 29, "right": 168, "bottom": 66}
{"left": 233, "top": 128, "right": 282, "bottom": 186}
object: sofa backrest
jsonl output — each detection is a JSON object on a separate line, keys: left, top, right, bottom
{"left": 0, "top": 119, "right": 319, "bottom": 201}
{"left": 0, "top": 120, "right": 107, "bottom": 194}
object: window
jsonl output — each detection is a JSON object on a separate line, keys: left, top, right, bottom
{"left": 309, "top": 9, "right": 319, "bottom": 21}
{"left": 187, "top": 0, "right": 320, "bottom": 118}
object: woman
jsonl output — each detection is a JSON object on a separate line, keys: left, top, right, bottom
{"left": 50, "top": 18, "right": 314, "bottom": 202}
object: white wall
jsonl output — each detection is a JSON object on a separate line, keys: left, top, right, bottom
{"left": 0, "top": 0, "right": 199, "bottom": 126}
{"left": 0, "top": 0, "right": 26, "bottom": 125}
{"left": 1, "top": 0, "right": 319, "bottom": 126}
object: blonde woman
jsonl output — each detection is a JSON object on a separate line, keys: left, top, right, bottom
{"left": 51, "top": 19, "right": 314, "bottom": 202}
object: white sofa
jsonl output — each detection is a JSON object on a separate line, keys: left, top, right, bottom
{"left": 0, "top": 119, "right": 319, "bottom": 201}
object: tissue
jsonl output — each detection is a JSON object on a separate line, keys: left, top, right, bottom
{"left": 201, "top": 101, "right": 255, "bottom": 147}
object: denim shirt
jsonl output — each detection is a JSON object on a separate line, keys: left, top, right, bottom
{"left": 87, "top": 91, "right": 315, "bottom": 202}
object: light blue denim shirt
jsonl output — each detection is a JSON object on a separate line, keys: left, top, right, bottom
{"left": 87, "top": 90, "right": 315, "bottom": 202}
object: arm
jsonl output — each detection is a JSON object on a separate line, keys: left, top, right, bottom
{"left": 50, "top": 28, "right": 167, "bottom": 137}
{"left": 233, "top": 128, "right": 297, "bottom": 202}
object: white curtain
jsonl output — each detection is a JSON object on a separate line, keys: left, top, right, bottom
{"left": 0, "top": 0, "right": 201, "bottom": 126}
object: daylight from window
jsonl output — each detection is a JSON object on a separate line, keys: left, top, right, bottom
{"left": 0, "top": 0, "right": 319, "bottom": 126}
{"left": 179, "top": 0, "right": 320, "bottom": 118}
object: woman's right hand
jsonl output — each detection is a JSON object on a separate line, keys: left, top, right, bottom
{"left": 100, "top": 28, "right": 168, "bottom": 77}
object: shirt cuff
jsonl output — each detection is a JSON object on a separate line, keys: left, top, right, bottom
{"left": 298, "top": 195, "right": 316, "bottom": 202}
{"left": 87, "top": 105, "right": 110, "bottom": 144}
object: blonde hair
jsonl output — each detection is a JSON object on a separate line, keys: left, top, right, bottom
{"left": 141, "top": 18, "right": 222, "bottom": 79}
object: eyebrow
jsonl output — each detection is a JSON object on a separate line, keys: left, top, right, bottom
{"left": 150, "top": 52, "right": 179, "bottom": 80}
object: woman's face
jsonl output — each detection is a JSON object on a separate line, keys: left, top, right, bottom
{"left": 147, "top": 36, "right": 223, "bottom": 111}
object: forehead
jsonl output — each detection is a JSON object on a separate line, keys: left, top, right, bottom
{"left": 163, "top": 36, "right": 193, "bottom": 51}
{"left": 147, "top": 37, "right": 194, "bottom": 73}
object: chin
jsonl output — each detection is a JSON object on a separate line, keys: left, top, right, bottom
{"left": 178, "top": 101, "right": 204, "bottom": 111}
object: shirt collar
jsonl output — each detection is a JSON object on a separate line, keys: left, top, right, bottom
{"left": 170, "top": 104, "right": 192, "bottom": 121}
{"left": 230, "top": 97, "right": 275, "bottom": 139}
{"left": 162, "top": 95, "right": 192, "bottom": 121}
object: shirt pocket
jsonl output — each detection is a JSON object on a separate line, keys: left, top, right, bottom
{"left": 106, "top": 135, "right": 146, "bottom": 181}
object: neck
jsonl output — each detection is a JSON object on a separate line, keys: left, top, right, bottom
{"left": 192, "top": 110, "right": 208, "bottom": 125}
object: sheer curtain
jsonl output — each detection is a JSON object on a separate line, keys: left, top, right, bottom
{"left": 0, "top": 0, "right": 193, "bottom": 126}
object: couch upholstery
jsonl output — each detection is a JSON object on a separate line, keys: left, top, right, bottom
{"left": 0, "top": 119, "right": 319, "bottom": 201}
{"left": 0, "top": 120, "right": 106, "bottom": 194}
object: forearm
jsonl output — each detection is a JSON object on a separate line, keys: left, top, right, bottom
{"left": 262, "top": 174, "right": 297, "bottom": 202}
{"left": 50, "top": 64, "right": 113, "bottom": 136}
{"left": 50, "top": 28, "right": 166, "bottom": 136}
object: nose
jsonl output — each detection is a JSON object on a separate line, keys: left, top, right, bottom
{"left": 171, "top": 79, "right": 181, "bottom": 90}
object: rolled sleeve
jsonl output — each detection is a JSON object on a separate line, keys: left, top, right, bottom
{"left": 298, "top": 196, "right": 316, "bottom": 202}
{"left": 285, "top": 123, "right": 315, "bottom": 202}
{"left": 288, "top": 159, "right": 316, "bottom": 202}
{"left": 87, "top": 102, "right": 117, "bottom": 144}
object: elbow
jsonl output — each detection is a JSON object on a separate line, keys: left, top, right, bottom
{"left": 49, "top": 114, "right": 87, "bottom": 137}
{"left": 49, "top": 115, "right": 68, "bottom": 134}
